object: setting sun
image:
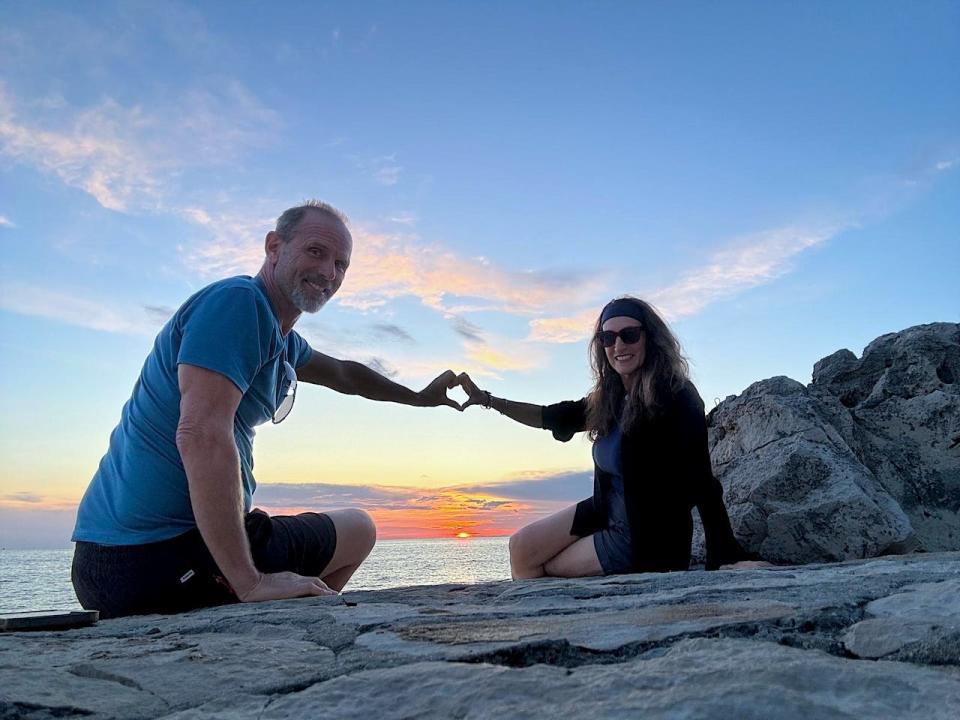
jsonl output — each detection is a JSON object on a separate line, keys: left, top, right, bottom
{"left": 456, "top": 532, "right": 471, "bottom": 539}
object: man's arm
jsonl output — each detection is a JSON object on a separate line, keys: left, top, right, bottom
{"left": 297, "top": 350, "right": 461, "bottom": 410}
{"left": 176, "top": 364, "right": 335, "bottom": 601}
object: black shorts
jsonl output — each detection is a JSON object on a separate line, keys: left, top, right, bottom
{"left": 72, "top": 509, "right": 337, "bottom": 619}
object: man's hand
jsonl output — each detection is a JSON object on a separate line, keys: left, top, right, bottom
{"left": 719, "top": 560, "right": 774, "bottom": 570}
{"left": 457, "top": 372, "right": 488, "bottom": 410}
{"left": 236, "top": 571, "right": 337, "bottom": 602}
{"left": 418, "top": 370, "right": 463, "bottom": 410}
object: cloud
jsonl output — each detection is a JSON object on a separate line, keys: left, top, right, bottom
{"left": 364, "top": 356, "right": 399, "bottom": 378}
{"left": 254, "top": 470, "right": 591, "bottom": 511}
{"left": 371, "top": 323, "right": 415, "bottom": 343}
{"left": 254, "top": 482, "right": 425, "bottom": 510}
{"left": 0, "top": 81, "right": 279, "bottom": 214}
{"left": 459, "top": 470, "right": 593, "bottom": 502}
{"left": 355, "top": 154, "right": 402, "bottom": 186}
{"left": 2, "top": 492, "right": 43, "bottom": 504}
{"left": 451, "top": 316, "right": 485, "bottom": 342}
{"left": 528, "top": 223, "right": 847, "bottom": 343}
{"left": 649, "top": 224, "right": 844, "bottom": 318}
{"left": 143, "top": 305, "right": 175, "bottom": 325}
{"left": 935, "top": 158, "right": 958, "bottom": 171}
{"left": 0, "top": 215, "right": 15, "bottom": 228}
{"left": 178, "top": 206, "right": 272, "bottom": 277}
{"left": 337, "top": 227, "right": 604, "bottom": 316}
{"left": 463, "top": 340, "right": 542, "bottom": 374}
{"left": 251, "top": 477, "right": 577, "bottom": 539}
{"left": 0, "top": 282, "right": 155, "bottom": 335}
{"left": 0, "top": 85, "right": 160, "bottom": 211}
{"left": 389, "top": 212, "right": 417, "bottom": 225}
{"left": 0, "top": 507, "right": 77, "bottom": 548}
{"left": 528, "top": 308, "right": 598, "bottom": 344}
{"left": 375, "top": 165, "right": 402, "bottom": 186}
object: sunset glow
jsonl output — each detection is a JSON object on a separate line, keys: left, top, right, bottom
{"left": 456, "top": 532, "right": 471, "bottom": 539}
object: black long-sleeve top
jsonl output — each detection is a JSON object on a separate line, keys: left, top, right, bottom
{"left": 541, "top": 380, "right": 750, "bottom": 572}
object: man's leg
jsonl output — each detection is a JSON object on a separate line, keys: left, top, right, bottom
{"left": 318, "top": 509, "right": 377, "bottom": 591}
{"left": 246, "top": 508, "right": 374, "bottom": 592}
{"left": 509, "top": 503, "right": 601, "bottom": 579}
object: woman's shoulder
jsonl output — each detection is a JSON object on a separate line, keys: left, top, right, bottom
{"left": 666, "top": 378, "right": 705, "bottom": 417}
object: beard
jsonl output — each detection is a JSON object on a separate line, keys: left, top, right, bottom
{"left": 291, "top": 283, "right": 328, "bottom": 313}
{"left": 280, "top": 274, "right": 329, "bottom": 314}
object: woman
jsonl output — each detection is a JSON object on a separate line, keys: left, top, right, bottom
{"left": 459, "top": 296, "right": 764, "bottom": 579}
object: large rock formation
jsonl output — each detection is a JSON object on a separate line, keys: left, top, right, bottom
{"left": 1, "top": 552, "right": 958, "bottom": 718}
{"left": 695, "top": 322, "right": 959, "bottom": 565}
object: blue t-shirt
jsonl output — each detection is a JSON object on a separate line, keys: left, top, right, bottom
{"left": 73, "top": 276, "right": 313, "bottom": 545}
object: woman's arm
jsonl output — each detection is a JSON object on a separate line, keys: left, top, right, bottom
{"left": 457, "top": 372, "right": 543, "bottom": 428}
{"left": 673, "top": 383, "right": 757, "bottom": 569}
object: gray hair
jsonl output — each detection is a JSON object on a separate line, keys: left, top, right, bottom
{"left": 275, "top": 200, "right": 349, "bottom": 241}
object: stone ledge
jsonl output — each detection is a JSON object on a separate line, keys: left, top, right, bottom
{"left": 2, "top": 552, "right": 959, "bottom": 719}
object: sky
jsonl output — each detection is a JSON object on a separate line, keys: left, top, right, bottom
{"left": 0, "top": 1, "right": 957, "bottom": 548}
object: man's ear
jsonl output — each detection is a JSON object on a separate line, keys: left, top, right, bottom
{"left": 264, "top": 231, "right": 282, "bottom": 263}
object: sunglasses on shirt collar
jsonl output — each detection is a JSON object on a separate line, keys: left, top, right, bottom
{"left": 596, "top": 325, "right": 644, "bottom": 348}
{"left": 273, "top": 360, "right": 298, "bottom": 424}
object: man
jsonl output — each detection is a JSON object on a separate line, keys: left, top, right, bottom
{"left": 72, "top": 201, "right": 460, "bottom": 618}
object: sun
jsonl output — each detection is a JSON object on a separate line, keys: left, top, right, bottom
{"left": 455, "top": 532, "right": 471, "bottom": 539}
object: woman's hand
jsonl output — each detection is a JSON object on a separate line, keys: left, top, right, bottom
{"left": 418, "top": 370, "right": 463, "bottom": 410}
{"left": 457, "top": 372, "right": 489, "bottom": 409}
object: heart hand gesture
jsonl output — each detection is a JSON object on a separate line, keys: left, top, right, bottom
{"left": 457, "top": 372, "right": 489, "bottom": 410}
{"left": 418, "top": 370, "right": 464, "bottom": 410}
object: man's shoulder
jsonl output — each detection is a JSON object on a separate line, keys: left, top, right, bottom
{"left": 177, "top": 275, "right": 278, "bottom": 340}
{"left": 182, "top": 276, "right": 271, "bottom": 314}
{"left": 197, "top": 275, "right": 262, "bottom": 299}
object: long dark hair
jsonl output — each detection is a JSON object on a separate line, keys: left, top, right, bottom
{"left": 586, "top": 296, "right": 689, "bottom": 439}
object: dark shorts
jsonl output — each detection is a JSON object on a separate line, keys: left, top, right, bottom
{"left": 593, "top": 524, "right": 634, "bottom": 575}
{"left": 72, "top": 509, "right": 337, "bottom": 619}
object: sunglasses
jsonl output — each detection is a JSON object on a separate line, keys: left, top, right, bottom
{"left": 273, "top": 360, "right": 298, "bottom": 424}
{"left": 596, "top": 325, "right": 644, "bottom": 348}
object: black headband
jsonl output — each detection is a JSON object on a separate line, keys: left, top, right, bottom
{"left": 600, "top": 299, "right": 645, "bottom": 326}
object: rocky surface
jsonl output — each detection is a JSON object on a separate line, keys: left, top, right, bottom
{"left": 697, "top": 322, "right": 960, "bottom": 565}
{"left": 2, "top": 552, "right": 959, "bottom": 719}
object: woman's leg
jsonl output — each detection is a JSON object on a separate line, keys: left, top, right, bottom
{"left": 542, "top": 535, "right": 604, "bottom": 578}
{"left": 509, "top": 503, "right": 602, "bottom": 579}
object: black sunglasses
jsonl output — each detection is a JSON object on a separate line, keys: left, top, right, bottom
{"left": 596, "top": 325, "right": 644, "bottom": 348}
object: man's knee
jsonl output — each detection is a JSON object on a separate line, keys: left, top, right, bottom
{"left": 335, "top": 508, "right": 377, "bottom": 556}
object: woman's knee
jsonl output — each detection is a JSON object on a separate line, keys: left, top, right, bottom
{"left": 508, "top": 526, "right": 534, "bottom": 566}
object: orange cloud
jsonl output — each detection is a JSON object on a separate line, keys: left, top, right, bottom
{"left": 337, "top": 227, "right": 603, "bottom": 315}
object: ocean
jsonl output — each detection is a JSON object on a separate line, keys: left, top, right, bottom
{"left": 0, "top": 536, "right": 512, "bottom": 613}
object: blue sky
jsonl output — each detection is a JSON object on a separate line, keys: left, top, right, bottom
{"left": 0, "top": 1, "right": 957, "bottom": 546}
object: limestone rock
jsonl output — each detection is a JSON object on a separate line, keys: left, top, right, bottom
{"left": 695, "top": 322, "right": 959, "bottom": 565}
{"left": 843, "top": 578, "right": 960, "bottom": 663}
{"left": 2, "top": 552, "right": 958, "bottom": 719}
